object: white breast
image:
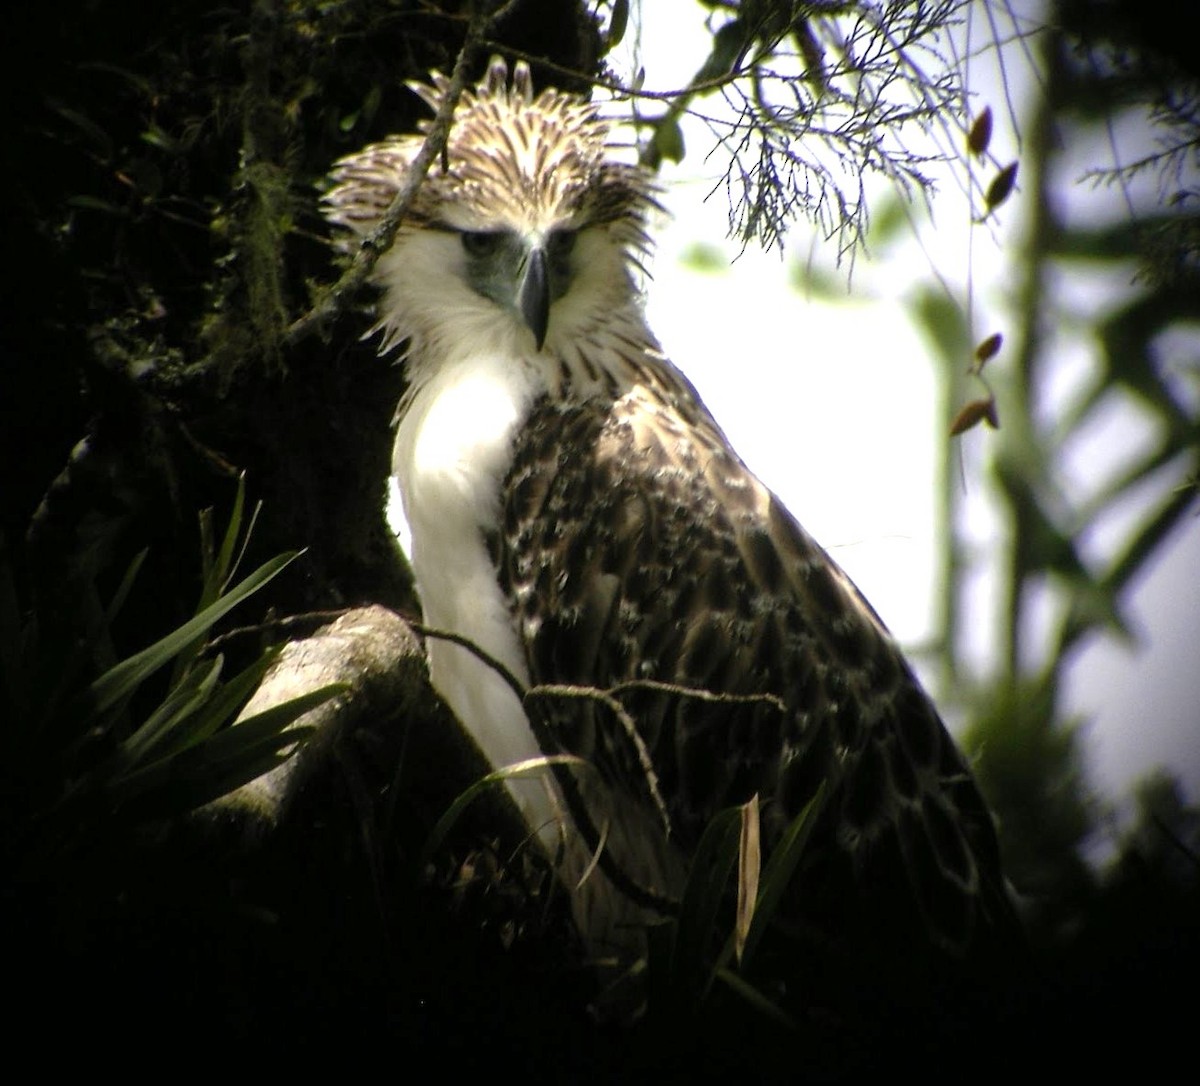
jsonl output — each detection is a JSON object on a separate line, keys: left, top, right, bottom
{"left": 392, "top": 348, "right": 571, "bottom": 844}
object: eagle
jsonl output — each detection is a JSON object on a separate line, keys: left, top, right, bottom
{"left": 324, "top": 57, "right": 1016, "bottom": 1012}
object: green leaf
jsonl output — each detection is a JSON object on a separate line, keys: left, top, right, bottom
{"left": 103, "top": 549, "right": 148, "bottom": 632}
{"left": 178, "top": 478, "right": 260, "bottom": 685}
{"left": 362, "top": 85, "right": 382, "bottom": 126}
{"left": 654, "top": 118, "right": 686, "bottom": 164}
{"left": 47, "top": 100, "right": 114, "bottom": 159}
{"left": 865, "top": 193, "right": 910, "bottom": 251}
{"left": 695, "top": 19, "right": 750, "bottom": 83}
{"left": 108, "top": 682, "right": 343, "bottom": 810}
{"left": 85, "top": 550, "right": 299, "bottom": 717}
{"left": 713, "top": 967, "right": 795, "bottom": 1030}
{"left": 911, "top": 286, "right": 969, "bottom": 370}
{"left": 109, "top": 727, "right": 313, "bottom": 814}
{"left": 116, "top": 655, "right": 224, "bottom": 769}
{"left": 156, "top": 646, "right": 282, "bottom": 759}
{"left": 115, "top": 646, "right": 284, "bottom": 779}
{"left": 65, "top": 195, "right": 129, "bottom": 216}
{"left": 967, "top": 106, "right": 993, "bottom": 157}
{"left": 607, "top": 0, "right": 629, "bottom": 50}
{"left": 984, "top": 161, "right": 1019, "bottom": 213}
{"left": 788, "top": 258, "right": 848, "bottom": 301}
{"left": 200, "top": 681, "right": 345, "bottom": 763}
{"left": 77, "top": 60, "right": 155, "bottom": 97}
{"left": 418, "top": 754, "right": 591, "bottom": 874}
{"left": 140, "top": 124, "right": 178, "bottom": 154}
{"left": 672, "top": 806, "right": 740, "bottom": 991}
{"left": 1061, "top": 579, "right": 1133, "bottom": 645}
{"left": 201, "top": 473, "right": 249, "bottom": 609}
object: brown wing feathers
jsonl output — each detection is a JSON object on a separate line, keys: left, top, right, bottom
{"left": 494, "top": 388, "right": 1013, "bottom": 956}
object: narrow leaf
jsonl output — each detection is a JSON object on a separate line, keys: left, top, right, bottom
{"left": 110, "top": 726, "right": 315, "bottom": 811}
{"left": 419, "top": 754, "right": 591, "bottom": 874}
{"left": 608, "top": 0, "right": 629, "bottom": 49}
{"left": 146, "top": 646, "right": 282, "bottom": 762}
{"left": 974, "top": 332, "right": 1003, "bottom": 366}
{"left": 49, "top": 103, "right": 115, "bottom": 158}
{"left": 735, "top": 794, "right": 761, "bottom": 964}
{"left": 64, "top": 195, "right": 128, "bottom": 216}
{"left": 113, "top": 683, "right": 339, "bottom": 805}
{"left": 116, "top": 655, "right": 223, "bottom": 767}
{"left": 985, "top": 162, "right": 1019, "bottom": 212}
{"left": 674, "top": 807, "right": 739, "bottom": 986}
{"left": 213, "top": 475, "right": 248, "bottom": 597}
{"left": 198, "top": 475, "right": 248, "bottom": 614}
{"left": 654, "top": 118, "right": 685, "bottom": 164}
{"left": 713, "top": 968, "right": 796, "bottom": 1030}
{"left": 950, "top": 397, "right": 995, "bottom": 436}
{"left": 967, "top": 107, "right": 993, "bottom": 156}
{"left": 202, "top": 681, "right": 346, "bottom": 762}
{"left": 86, "top": 550, "right": 299, "bottom": 715}
{"left": 103, "top": 549, "right": 148, "bottom": 630}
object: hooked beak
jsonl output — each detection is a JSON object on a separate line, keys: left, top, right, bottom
{"left": 517, "top": 244, "right": 550, "bottom": 350}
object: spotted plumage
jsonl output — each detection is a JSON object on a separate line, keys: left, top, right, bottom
{"left": 324, "top": 57, "right": 1015, "bottom": 997}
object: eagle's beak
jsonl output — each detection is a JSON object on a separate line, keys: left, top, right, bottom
{"left": 518, "top": 244, "right": 550, "bottom": 350}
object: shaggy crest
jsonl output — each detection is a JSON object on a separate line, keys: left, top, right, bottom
{"left": 324, "top": 56, "right": 655, "bottom": 244}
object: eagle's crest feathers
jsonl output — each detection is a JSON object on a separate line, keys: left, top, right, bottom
{"left": 324, "top": 57, "right": 655, "bottom": 248}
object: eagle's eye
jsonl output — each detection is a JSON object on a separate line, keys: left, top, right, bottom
{"left": 462, "top": 231, "right": 504, "bottom": 257}
{"left": 548, "top": 229, "right": 577, "bottom": 258}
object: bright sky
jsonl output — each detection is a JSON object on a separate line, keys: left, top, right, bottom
{"left": 616, "top": 2, "right": 1200, "bottom": 822}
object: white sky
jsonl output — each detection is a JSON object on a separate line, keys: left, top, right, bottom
{"left": 615, "top": 2, "right": 1200, "bottom": 822}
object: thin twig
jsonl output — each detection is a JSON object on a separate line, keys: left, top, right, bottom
{"left": 204, "top": 608, "right": 356, "bottom": 652}
{"left": 526, "top": 683, "right": 673, "bottom": 835}
{"left": 408, "top": 621, "right": 528, "bottom": 703}
{"left": 284, "top": 4, "right": 491, "bottom": 347}
{"left": 608, "top": 678, "right": 786, "bottom": 715}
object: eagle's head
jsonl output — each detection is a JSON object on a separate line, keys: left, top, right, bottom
{"left": 323, "top": 57, "right": 658, "bottom": 360}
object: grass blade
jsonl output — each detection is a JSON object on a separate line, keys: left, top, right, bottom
{"left": 419, "top": 754, "right": 590, "bottom": 874}
{"left": 116, "top": 655, "right": 223, "bottom": 768}
{"left": 672, "top": 806, "right": 740, "bottom": 990}
{"left": 86, "top": 550, "right": 298, "bottom": 716}
{"left": 738, "top": 783, "right": 825, "bottom": 971}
